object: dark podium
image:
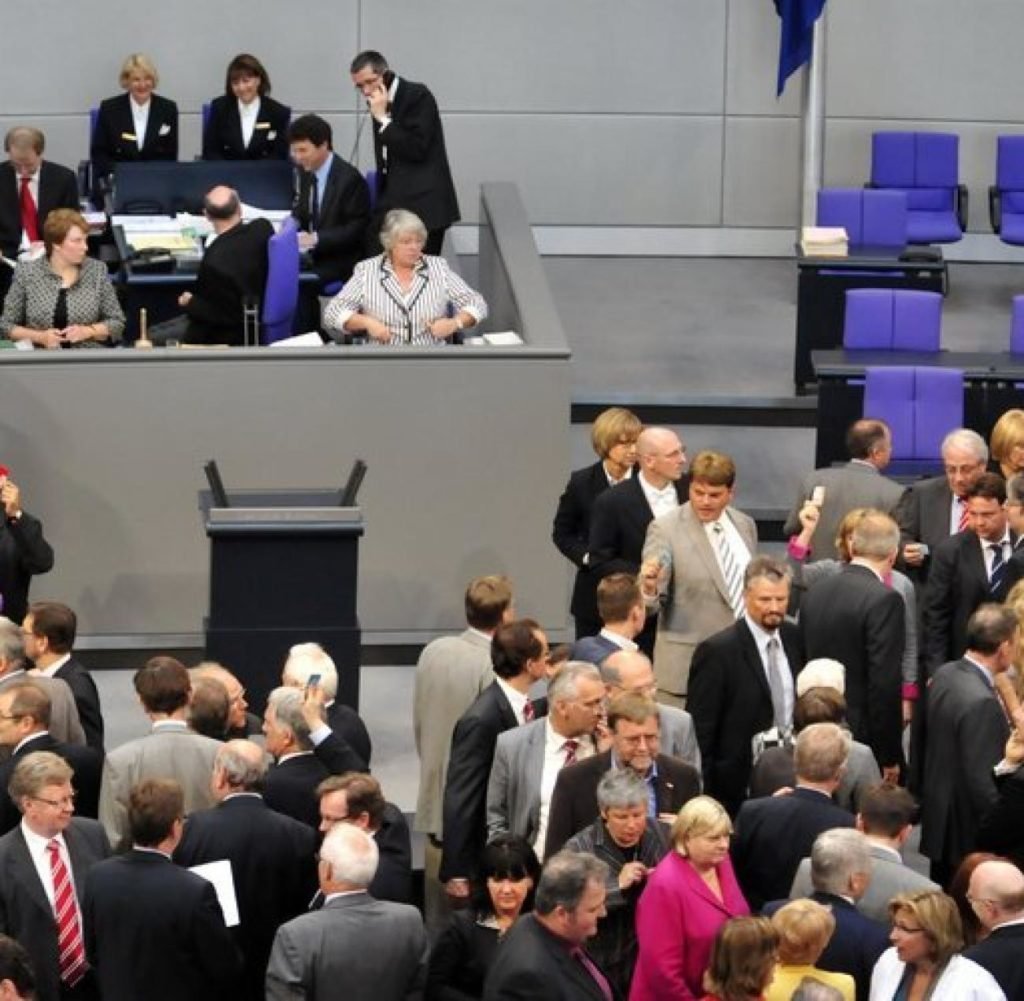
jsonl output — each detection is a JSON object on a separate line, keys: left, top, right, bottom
{"left": 200, "top": 490, "right": 364, "bottom": 715}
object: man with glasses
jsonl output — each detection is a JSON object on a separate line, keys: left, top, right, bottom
{"left": 544, "top": 693, "right": 700, "bottom": 857}
{"left": 0, "top": 751, "right": 109, "bottom": 1001}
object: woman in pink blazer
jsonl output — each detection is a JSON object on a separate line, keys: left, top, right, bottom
{"left": 630, "top": 796, "right": 750, "bottom": 1000}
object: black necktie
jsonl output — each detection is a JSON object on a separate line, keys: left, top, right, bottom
{"left": 310, "top": 174, "right": 319, "bottom": 227}
{"left": 990, "top": 542, "right": 1006, "bottom": 594}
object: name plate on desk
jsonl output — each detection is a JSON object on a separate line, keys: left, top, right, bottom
{"left": 208, "top": 507, "right": 362, "bottom": 525}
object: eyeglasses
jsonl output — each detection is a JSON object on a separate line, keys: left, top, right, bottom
{"left": 892, "top": 922, "right": 925, "bottom": 934}
{"left": 30, "top": 793, "right": 75, "bottom": 809}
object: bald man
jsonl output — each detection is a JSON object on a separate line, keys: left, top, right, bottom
{"left": 589, "top": 428, "right": 688, "bottom": 659}
{"left": 964, "top": 859, "right": 1024, "bottom": 999}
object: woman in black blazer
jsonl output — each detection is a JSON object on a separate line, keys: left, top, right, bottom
{"left": 202, "top": 53, "right": 290, "bottom": 161}
{"left": 91, "top": 53, "right": 178, "bottom": 190}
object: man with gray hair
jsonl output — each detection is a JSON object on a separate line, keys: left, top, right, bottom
{"left": 484, "top": 850, "right": 612, "bottom": 1000}
{"left": 266, "top": 822, "right": 427, "bottom": 1001}
{"left": 262, "top": 687, "right": 330, "bottom": 829}
{"left": 487, "top": 662, "right": 604, "bottom": 857}
{"left": 799, "top": 510, "right": 904, "bottom": 780}
{"left": 896, "top": 426, "right": 989, "bottom": 580}
{"left": 964, "top": 858, "right": 1024, "bottom": 999}
{"left": 767, "top": 828, "right": 888, "bottom": 1001}
{"left": 175, "top": 740, "right": 318, "bottom": 1001}
{"left": 733, "top": 722, "right": 855, "bottom": 909}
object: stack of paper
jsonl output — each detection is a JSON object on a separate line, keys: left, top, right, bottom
{"left": 800, "top": 226, "right": 848, "bottom": 257}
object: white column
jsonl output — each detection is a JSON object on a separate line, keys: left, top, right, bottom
{"left": 799, "top": 13, "right": 828, "bottom": 230}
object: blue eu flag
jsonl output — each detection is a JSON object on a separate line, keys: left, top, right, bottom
{"left": 774, "top": 0, "right": 826, "bottom": 96}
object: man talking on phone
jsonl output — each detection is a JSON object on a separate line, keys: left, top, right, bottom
{"left": 350, "top": 51, "right": 460, "bottom": 255}
{"left": 0, "top": 468, "right": 53, "bottom": 623}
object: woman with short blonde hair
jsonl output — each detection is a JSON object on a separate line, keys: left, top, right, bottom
{"left": 766, "top": 900, "right": 854, "bottom": 1001}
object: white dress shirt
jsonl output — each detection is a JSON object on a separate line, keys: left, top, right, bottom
{"left": 744, "top": 615, "right": 794, "bottom": 727}
{"left": 130, "top": 99, "right": 151, "bottom": 150}
{"left": 33, "top": 654, "right": 70, "bottom": 679}
{"left": 21, "top": 821, "right": 79, "bottom": 910}
{"left": 238, "top": 98, "right": 260, "bottom": 149}
{"left": 533, "top": 719, "right": 594, "bottom": 858}
{"left": 495, "top": 676, "right": 531, "bottom": 725}
{"left": 638, "top": 472, "right": 679, "bottom": 519}
{"left": 981, "top": 531, "right": 1012, "bottom": 577}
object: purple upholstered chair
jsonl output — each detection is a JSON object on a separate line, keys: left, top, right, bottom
{"left": 816, "top": 188, "right": 908, "bottom": 248}
{"left": 869, "top": 132, "right": 966, "bottom": 244}
{"left": 990, "top": 136, "right": 1024, "bottom": 246}
{"left": 261, "top": 217, "right": 300, "bottom": 344}
{"left": 864, "top": 366, "right": 964, "bottom": 471}
{"left": 1011, "top": 296, "right": 1024, "bottom": 354}
{"left": 843, "top": 289, "right": 942, "bottom": 351}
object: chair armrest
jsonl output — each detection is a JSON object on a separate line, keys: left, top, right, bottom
{"left": 955, "top": 184, "right": 969, "bottom": 232}
{"left": 990, "top": 185, "right": 1002, "bottom": 234}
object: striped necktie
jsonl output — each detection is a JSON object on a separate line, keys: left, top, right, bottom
{"left": 957, "top": 497, "right": 969, "bottom": 532}
{"left": 563, "top": 739, "right": 579, "bottom": 766}
{"left": 48, "top": 839, "right": 87, "bottom": 987}
{"left": 989, "top": 542, "right": 1006, "bottom": 594}
{"left": 523, "top": 700, "right": 535, "bottom": 723}
{"left": 713, "top": 522, "right": 744, "bottom": 617}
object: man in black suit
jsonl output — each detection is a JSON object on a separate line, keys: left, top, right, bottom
{"left": 23, "top": 603, "right": 103, "bottom": 752}
{"left": 689, "top": 555, "right": 804, "bottom": 816}
{"left": 977, "top": 727, "right": 1024, "bottom": 867}
{"left": 733, "top": 722, "right": 855, "bottom": 910}
{"left": 485, "top": 851, "right": 614, "bottom": 1001}
{"left": 0, "top": 752, "right": 110, "bottom": 1001}
{"left": 764, "top": 828, "right": 887, "bottom": 1001}
{"left": 799, "top": 509, "right": 904, "bottom": 780}
{"left": 281, "top": 641, "right": 371, "bottom": 768}
{"left": 922, "top": 473, "right": 1019, "bottom": 677}
{"left": 174, "top": 740, "right": 317, "bottom": 1001}
{"left": 317, "top": 772, "right": 411, "bottom": 904}
{"left": 350, "top": 51, "right": 460, "bottom": 255}
{"left": 0, "top": 127, "right": 79, "bottom": 264}
{"left": 0, "top": 475, "right": 54, "bottom": 626}
{"left": 0, "top": 682, "right": 101, "bottom": 830}
{"left": 553, "top": 407, "right": 641, "bottom": 639}
{"left": 920, "top": 604, "right": 1015, "bottom": 887}
{"left": 288, "top": 114, "right": 370, "bottom": 287}
{"left": 439, "top": 620, "right": 549, "bottom": 900}
{"left": 589, "top": 427, "right": 688, "bottom": 658}
{"left": 545, "top": 692, "right": 700, "bottom": 856}
{"left": 83, "top": 778, "right": 240, "bottom": 1001}
{"left": 896, "top": 427, "right": 988, "bottom": 583}
{"left": 965, "top": 859, "right": 1024, "bottom": 1000}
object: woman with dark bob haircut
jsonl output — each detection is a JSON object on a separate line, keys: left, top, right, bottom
{"left": 426, "top": 834, "right": 540, "bottom": 999}
{"left": 202, "top": 53, "right": 290, "bottom": 160}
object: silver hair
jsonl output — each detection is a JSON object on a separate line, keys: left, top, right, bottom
{"left": 548, "top": 661, "right": 602, "bottom": 703}
{"left": 597, "top": 769, "right": 649, "bottom": 812}
{"left": 8, "top": 751, "right": 71, "bottom": 805}
{"left": 0, "top": 617, "right": 25, "bottom": 667}
{"left": 282, "top": 642, "right": 339, "bottom": 700}
{"left": 810, "top": 828, "right": 872, "bottom": 896}
{"left": 796, "top": 659, "right": 846, "bottom": 697}
{"left": 792, "top": 979, "right": 845, "bottom": 1001}
{"left": 267, "top": 687, "right": 312, "bottom": 751}
{"left": 1008, "top": 473, "right": 1024, "bottom": 506}
{"left": 534, "top": 851, "right": 609, "bottom": 916}
{"left": 320, "top": 822, "right": 379, "bottom": 888}
{"left": 848, "top": 510, "right": 900, "bottom": 560}
{"left": 941, "top": 428, "right": 989, "bottom": 463}
{"left": 379, "top": 209, "right": 427, "bottom": 252}
{"left": 215, "top": 740, "right": 267, "bottom": 791}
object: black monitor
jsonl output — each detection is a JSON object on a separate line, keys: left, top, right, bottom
{"left": 204, "top": 460, "right": 230, "bottom": 509}
{"left": 339, "top": 459, "right": 367, "bottom": 507}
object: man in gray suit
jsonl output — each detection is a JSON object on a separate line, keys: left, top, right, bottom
{"left": 790, "top": 782, "right": 937, "bottom": 923}
{"left": 0, "top": 618, "right": 84, "bottom": 750}
{"left": 99, "top": 656, "right": 221, "bottom": 852}
{"left": 266, "top": 822, "right": 427, "bottom": 1001}
{"left": 783, "top": 419, "right": 905, "bottom": 563}
{"left": 413, "top": 575, "right": 512, "bottom": 928}
{"left": 486, "top": 662, "right": 604, "bottom": 858}
{"left": 641, "top": 450, "right": 757, "bottom": 707}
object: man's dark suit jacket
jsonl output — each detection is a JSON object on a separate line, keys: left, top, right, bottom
{"left": 0, "top": 160, "right": 80, "bottom": 259}
{"left": 0, "top": 818, "right": 110, "bottom": 1001}
{"left": 965, "top": 923, "right": 1024, "bottom": 1001}
{"left": 920, "top": 658, "right": 1008, "bottom": 871}
{"left": 264, "top": 753, "right": 330, "bottom": 829}
{"left": 733, "top": 786, "right": 854, "bottom": 910}
{"left": 483, "top": 913, "right": 618, "bottom": 1001}
{"left": 799, "top": 563, "right": 905, "bottom": 768}
{"left": 763, "top": 890, "right": 888, "bottom": 1001}
{"left": 0, "top": 732, "right": 102, "bottom": 833}
{"left": 440, "top": 682, "right": 533, "bottom": 883}
{"left": 589, "top": 475, "right": 688, "bottom": 657}
{"left": 202, "top": 95, "right": 290, "bottom": 161}
{"left": 183, "top": 218, "right": 273, "bottom": 345}
{"left": 174, "top": 794, "right": 317, "bottom": 1001}
{"left": 292, "top": 153, "right": 370, "bottom": 285}
{"left": 544, "top": 750, "right": 700, "bottom": 857}
{"left": 53, "top": 656, "right": 104, "bottom": 751}
{"left": 0, "top": 512, "right": 54, "bottom": 625}
{"left": 372, "top": 802, "right": 412, "bottom": 903}
{"left": 83, "top": 848, "right": 241, "bottom": 1001}
{"left": 326, "top": 699, "right": 372, "bottom": 769}
{"left": 921, "top": 530, "right": 1020, "bottom": 676}
{"left": 552, "top": 461, "right": 617, "bottom": 637}
{"left": 895, "top": 474, "right": 954, "bottom": 583}
{"left": 977, "top": 769, "right": 1024, "bottom": 867}
{"left": 571, "top": 633, "right": 621, "bottom": 666}
{"left": 372, "top": 78, "right": 460, "bottom": 235}
{"left": 90, "top": 93, "right": 179, "bottom": 184}
{"left": 689, "top": 618, "right": 804, "bottom": 817}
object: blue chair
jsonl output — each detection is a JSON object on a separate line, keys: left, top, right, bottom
{"left": 816, "top": 188, "right": 908, "bottom": 248}
{"left": 989, "top": 136, "right": 1024, "bottom": 246}
{"left": 869, "top": 132, "right": 966, "bottom": 244}
{"left": 201, "top": 102, "right": 211, "bottom": 135}
{"left": 262, "top": 218, "right": 300, "bottom": 343}
{"left": 365, "top": 169, "right": 379, "bottom": 211}
{"left": 843, "top": 289, "right": 942, "bottom": 351}
{"left": 1011, "top": 296, "right": 1024, "bottom": 354}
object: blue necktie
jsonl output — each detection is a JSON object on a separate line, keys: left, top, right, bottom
{"left": 989, "top": 542, "right": 1006, "bottom": 594}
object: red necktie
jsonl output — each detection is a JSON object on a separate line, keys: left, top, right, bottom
{"left": 563, "top": 739, "right": 579, "bottom": 766}
{"left": 571, "top": 947, "right": 614, "bottom": 1001}
{"left": 523, "top": 700, "right": 535, "bottom": 723}
{"left": 19, "top": 176, "right": 39, "bottom": 244}
{"left": 957, "top": 497, "right": 969, "bottom": 533}
{"left": 47, "top": 839, "right": 87, "bottom": 987}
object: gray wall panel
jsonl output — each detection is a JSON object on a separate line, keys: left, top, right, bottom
{"left": 725, "top": 1, "right": 802, "bottom": 117}
{"left": 722, "top": 118, "right": 801, "bottom": 226}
